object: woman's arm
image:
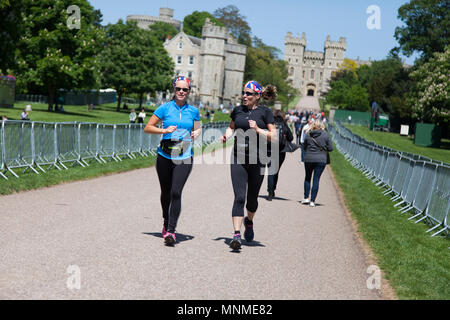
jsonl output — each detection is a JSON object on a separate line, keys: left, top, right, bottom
{"left": 144, "top": 115, "right": 176, "bottom": 135}
{"left": 220, "top": 121, "right": 235, "bottom": 142}
{"left": 249, "top": 121, "right": 277, "bottom": 142}
{"left": 191, "top": 121, "right": 202, "bottom": 140}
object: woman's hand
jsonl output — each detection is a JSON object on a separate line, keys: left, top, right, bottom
{"left": 164, "top": 126, "right": 177, "bottom": 134}
{"left": 220, "top": 134, "right": 228, "bottom": 143}
{"left": 191, "top": 129, "right": 201, "bottom": 140}
{"left": 248, "top": 120, "right": 259, "bottom": 131}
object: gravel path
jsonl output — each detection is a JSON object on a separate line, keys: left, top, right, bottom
{"left": 0, "top": 147, "right": 382, "bottom": 299}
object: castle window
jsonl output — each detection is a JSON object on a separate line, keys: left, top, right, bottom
{"left": 288, "top": 58, "right": 291, "bottom": 62}
{"left": 311, "top": 70, "right": 315, "bottom": 79}
{"left": 329, "top": 62, "right": 332, "bottom": 66}
{"left": 334, "top": 53, "right": 336, "bottom": 57}
{"left": 296, "top": 59, "right": 298, "bottom": 63}
{"left": 302, "top": 70, "right": 305, "bottom": 79}
{"left": 188, "top": 71, "right": 193, "bottom": 78}
{"left": 293, "top": 49, "right": 295, "bottom": 53}
{"left": 189, "top": 56, "right": 195, "bottom": 65}
{"left": 178, "top": 42, "right": 183, "bottom": 50}
{"left": 320, "top": 72, "right": 323, "bottom": 81}
{"left": 289, "top": 67, "right": 294, "bottom": 76}
{"left": 177, "top": 55, "right": 182, "bottom": 64}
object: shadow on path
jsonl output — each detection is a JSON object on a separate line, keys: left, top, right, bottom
{"left": 142, "top": 232, "right": 195, "bottom": 243}
{"left": 213, "top": 237, "right": 266, "bottom": 251}
{"left": 258, "top": 195, "right": 291, "bottom": 201}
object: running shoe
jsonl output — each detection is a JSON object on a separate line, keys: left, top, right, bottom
{"left": 229, "top": 233, "right": 242, "bottom": 250}
{"left": 301, "top": 199, "right": 310, "bottom": 204}
{"left": 309, "top": 202, "right": 316, "bottom": 207}
{"left": 244, "top": 217, "right": 254, "bottom": 242}
{"left": 164, "top": 232, "right": 176, "bottom": 246}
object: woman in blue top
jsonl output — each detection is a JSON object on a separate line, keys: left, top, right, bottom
{"left": 144, "top": 77, "right": 201, "bottom": 246}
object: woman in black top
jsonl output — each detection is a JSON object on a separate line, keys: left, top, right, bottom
{"left": 220, "top": 81, "right": 277, "bottom": 250}
{"left": 266, "top": 109, "right": 294, "bottom": 201}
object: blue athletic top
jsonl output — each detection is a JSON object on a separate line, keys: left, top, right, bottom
{"left": 153, "top": 100, "right": 201, "bottom": 160}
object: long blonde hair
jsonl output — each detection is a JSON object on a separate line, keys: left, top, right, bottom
{"left": 308, "top": 119, "right": 325, "bottom": 131}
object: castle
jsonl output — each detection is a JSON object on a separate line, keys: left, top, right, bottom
{"left": 128, "top": 9, "right": 247, "bottom": 107}
{"left": 284, "top": 32, "right": 347, "bottom": 98}
{"left": 127, "top": 8, "right": 182, "bottom": 31}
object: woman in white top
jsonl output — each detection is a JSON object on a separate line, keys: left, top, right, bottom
{"left": 137, "top": 109, "right": 146, "bottom": 124}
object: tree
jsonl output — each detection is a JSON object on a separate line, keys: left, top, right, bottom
{"left": 393, "top": 0, "right": 450, "bottom": 61}
{"left": 213, "top": 5, "right": 251, "bottom": 46}
{"left": 183, "top": 11, "right": 223, "bottom": 38}
{"left": 13, "top": 0, "right": 105, "bottom": 111}
{"left": 409, "top": 46, "right": 449, "bottom": 126}
{"left": 101, "top": 20, "right": 174, "bottom": 111}
{"left": 149, "top": 21, "right": 179, "bottom": 43}
{"left": 0, "top": 0, "right": 26, "bottom": 72}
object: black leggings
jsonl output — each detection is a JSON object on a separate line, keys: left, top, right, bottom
{"left": 231, "top": 162, "right": 265, "bottom": 217}
{"left": 156, "top": 154, "right": 193, "bottom": 233}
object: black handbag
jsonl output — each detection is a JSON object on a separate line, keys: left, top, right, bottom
{"left": 281, "top": 140, "right": 300, "bottom": 153}
{"left": 160, "top": 139, "right": 191, "bottom": 157}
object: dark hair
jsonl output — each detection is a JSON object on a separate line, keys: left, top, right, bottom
{"left": 262, "top": 85, "right": 277, "bottom": 101}
{"left": 273, "top": 109, "right": 285, "bottom": 120}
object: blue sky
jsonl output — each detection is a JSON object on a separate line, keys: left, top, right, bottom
{"left": 89, "top": 0, "right": 418, "bottom": 64}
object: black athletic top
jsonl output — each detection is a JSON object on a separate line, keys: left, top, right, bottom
{"left": 230, "top": 105, "right": 274, "bottom": 164}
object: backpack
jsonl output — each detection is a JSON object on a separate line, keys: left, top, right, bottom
{"left": 275, "top": 121, "right": 287, "bottom": 149}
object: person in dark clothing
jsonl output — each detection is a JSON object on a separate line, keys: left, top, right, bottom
{"left": 266, "top": 109, "right": 294, "bottom": 201}
{"left": 301, "top": 119, "right": 333, "bottom": 207}
{"left": 220, "top": 80, "right": 277, "bottom": 250}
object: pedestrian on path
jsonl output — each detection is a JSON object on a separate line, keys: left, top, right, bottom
{"left": 220, "top": 80, "right": 277, "bottom": 250}
{"left": 129, "top": 109, "right": 137, "bottom": 123}
{"left": 300, "top": 118, "right": 313, "bottom": 162}
{"left": 144, "top": 76, "right": 201, "bottom": 246}
{"left": 266, "top": 108, "right": 295, "bottom": 201}
{"left": 301, "top": 119, "right": 333, "bottom": 207}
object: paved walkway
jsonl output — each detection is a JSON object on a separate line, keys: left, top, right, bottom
{"left": 0, "top": 147, "right": 382, "bottom": 299}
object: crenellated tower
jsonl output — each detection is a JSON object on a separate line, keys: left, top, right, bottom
{"left": 198, "top": 18, "right": 228, "bottom": 106}
{"left": 284, "top": 32, "right": 306, "bottom": 89}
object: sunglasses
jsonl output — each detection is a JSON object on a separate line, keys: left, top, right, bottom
{"left": 175, "top": 87, "right": 189, "bottom": 93}
{"left": 242, "top": 91, "right": 257, "bottom": 97}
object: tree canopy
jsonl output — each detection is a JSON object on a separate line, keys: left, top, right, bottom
{"left": 393, "top": 0, "right": 450, "bottom": 61}
{"left": 100, "top": 20, "right": 174, "bottom": 111}
{"left": 213, "top": 5, "right": 251, "bottom": 46}
{"left": 183, "top": 11, "right": 223, "bottom": 38}
{"left": 148, "top": 21, "right": 179, "bottom": 43}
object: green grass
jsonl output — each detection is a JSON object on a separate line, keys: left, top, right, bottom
{"left": 329, "top": 143, "right": 450, "bottom": 300}
{"left": 345, "top": 124, "right": 450, "bottom": 163}
{"left": 1, "top": 102, "right": 232, "bottom": 125}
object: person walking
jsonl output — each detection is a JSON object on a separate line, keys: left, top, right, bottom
{"left": 137, "top": 109, "right": 146, "bottom": 124}
{"left": 266, "top": 109, "right": 295, "bottom": 201}
{"left": 301, "top": 119, "right": 333, "bottom": 207}
{"left": 144, "top": 76, "right": 201, "bottom": 246}
{"left": 220, "top": 80, "right": 277, "bottom": 250}
{"left": 129, "top": 109, "right": 137, "bottom": 123}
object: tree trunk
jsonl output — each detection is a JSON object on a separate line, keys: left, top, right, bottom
{"left": 139, "top": 93, "right": 144, "bottom": 108}
{"left": 48, "top": 85, "right": 55, "bottom": 112}
{"left": 116, "top": 92, "right": 122, "bottom": 112}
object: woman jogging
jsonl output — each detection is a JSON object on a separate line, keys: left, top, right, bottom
{"left": 301, "top": 119, "right": 333, "bottom": 207}
{"left": 266, "top": 109, "right": 295, "bottom": 201}
{"left": 144, "top": 76, "right": 201, "bottom": 246}
{"left": 220, "top": 81, "right": 277, "bottom": 250}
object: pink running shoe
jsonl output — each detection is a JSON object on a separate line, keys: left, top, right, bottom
{"left": 164, "top": 232, "right": 176, "bottom": 246}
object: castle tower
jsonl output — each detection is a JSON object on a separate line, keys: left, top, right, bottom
{"left": 284, "top": 32, "right": 306, "bottom": 90}
{"left": 323, "top": 36, "right": 347, "bottom": 90}
{"left": 198, "top": 18, "right": 228, "bottom": 106}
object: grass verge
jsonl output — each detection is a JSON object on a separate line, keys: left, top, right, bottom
{"left": 345, "top": 124, "right": 450, "bottom": 163}
{"left": 329, "top": 143, "right": 450, "bottom": 299}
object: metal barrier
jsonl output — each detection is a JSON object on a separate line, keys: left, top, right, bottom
{"left": 0, "top": 120, "right": 230, "bottom": 180}
{"left": 329, "top": 121, "right": 449, "bottom": 237}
